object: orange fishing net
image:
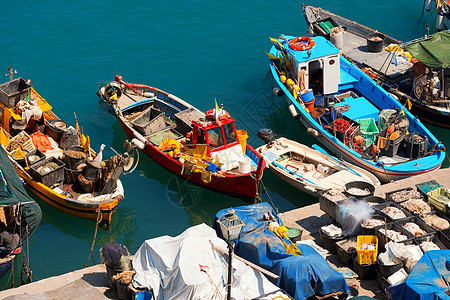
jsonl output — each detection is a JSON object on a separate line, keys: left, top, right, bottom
{"left": 30, "top": 131, "right": 54, "bottom": 153}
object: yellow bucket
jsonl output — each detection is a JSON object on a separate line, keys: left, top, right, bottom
{"left": 236, "top": 130, "right": 248, "bottom": 154}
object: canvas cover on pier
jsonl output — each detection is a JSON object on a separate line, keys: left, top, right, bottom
{"left": 131, "top": 223, "right": 278, "bottom": 300}
{"left": 0, "top": 146, "right": 41, "bottom": 242}
{"left": 404, "top": 31, "right": 450, "bottom": 68}
{"left": 386, "top": 249, "right": 450, "bottom": 300}
{"left": 214, "top": 203, "right": 350, "bottom": 300}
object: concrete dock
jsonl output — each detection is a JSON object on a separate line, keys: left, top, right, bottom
{"left": 279, "top": 167, "right": 450, "bottom": 299}
{"left": 0, "top": 264, "right": 118, "bottom": 299}
{"left": 0, "top": 168, "right": 448, "bottom": 299}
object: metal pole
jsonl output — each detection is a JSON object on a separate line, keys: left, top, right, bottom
{"left": 227, "top": 242, "right": 233, "bottom": 300}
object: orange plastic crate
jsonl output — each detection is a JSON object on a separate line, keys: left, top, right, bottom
{"left": 356, "top": 235, "right": 378, "bottom": 265}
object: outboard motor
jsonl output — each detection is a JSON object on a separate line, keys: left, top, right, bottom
{"left": 257, "top": 129, "right": 275, "bottom": 144}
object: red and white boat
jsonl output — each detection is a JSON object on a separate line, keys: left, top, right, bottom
{"left": 98, "top": 75, "right": 265, "bottom": 200}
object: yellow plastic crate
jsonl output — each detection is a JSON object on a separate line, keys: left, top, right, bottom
{"left": 427, "top": 187, "right": 450, "bottom": 213}
{"left": 356, "top": 235, "right": 378, "bottom": 265}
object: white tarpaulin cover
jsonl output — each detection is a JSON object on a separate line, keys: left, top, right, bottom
{"left": 132, "top": 223, "right": 278, "bottom": 300}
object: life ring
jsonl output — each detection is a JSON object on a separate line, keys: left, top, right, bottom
{"left": 205, "top": 108, "right": 230, "bottom": 120}
{"left": 289, "top": 37, "right": 315, "bottom": 51}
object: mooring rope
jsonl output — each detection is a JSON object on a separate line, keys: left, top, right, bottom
{"left": 379, "top": 161, "right": 391, "bottom": 183}
{"left": 260, "top": 177, "right": 279, "bottom": 215}
{"left": 249, "top": 168, "right": 264, "bottom": 204}
{"left": 21, "top": 253, "right": 36, "bottom": 284}
{"left": 20, "top": 225, "right": 37, "bottom": 284}
{"left": 10, "top": 256, "right": 15, "bottom": 288}
{"left": 84, "top": 207, "right": 102, "bottom": 268}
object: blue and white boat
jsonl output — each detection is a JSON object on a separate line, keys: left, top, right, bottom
{"left": 268, "top": 35, "right": 445, "bottom": 183}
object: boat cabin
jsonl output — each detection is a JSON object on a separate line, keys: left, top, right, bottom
{"left": 189, "top": 111, "right": 249, "bottom": 172}
{"left": 288, "top": 36, "right": 341, "bottom": 95}
{"left": 191, "top": 116, "right": 240, "bottom": 155}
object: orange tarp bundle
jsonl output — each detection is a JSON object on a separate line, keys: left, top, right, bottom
{"left": 30, "top": 131, "right": 54, "bottom": 153}
{"left": 158, "top": 138, "right": 181, "bottom": 151}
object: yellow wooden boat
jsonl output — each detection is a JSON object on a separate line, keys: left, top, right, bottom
{"left": 0, "top": 74, "right": 126, "bottom": 227}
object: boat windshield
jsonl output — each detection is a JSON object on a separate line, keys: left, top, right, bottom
{"left": 208, "top": 127, "right": 224, "bottom": 150}
{"left": 223, "top": 123, "right": 237, "bottom": 144}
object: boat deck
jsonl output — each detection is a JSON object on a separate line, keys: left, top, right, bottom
{"left": 303, "top": 4, "right": 412, "bottom": 78}
{"left": 118, "top": 92, "right": 147, "bottom": 110}
{"left": 340, "top": 32, "right": 412, "bottom": 78}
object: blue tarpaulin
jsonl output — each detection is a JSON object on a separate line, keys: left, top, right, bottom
{"left": 214, "top": 203, "right": 350, "bottom": 300}
{"left": 386, "top": 250, "right": 450, "bottom": 300}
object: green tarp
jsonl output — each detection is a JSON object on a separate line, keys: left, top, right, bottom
{"left": 0, "top": 146, "right": 41, "bottom": 243}
{"left": 404, "top": 31, "right": 450, "bottom": 68}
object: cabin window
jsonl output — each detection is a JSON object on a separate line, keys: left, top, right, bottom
{"left": 207, "top": 127, "right": 224, "bottom": 150}
{"left": 223, "top": 123, "right": 237, "bottom": 145}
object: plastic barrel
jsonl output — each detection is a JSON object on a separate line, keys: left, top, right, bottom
{"left": 236, "top": 130, "right": 248, "bottom": 155}
{"left": 135, "top": 292, "right": 153, "bottom": 300}
{"left": 45, "top": 119, "right": 67, "bottom": 142}
{"left": 83, "top": 161, "right": 103, "bottom": 181}
{"left": 366, "top": 33, "right": 385, "bottom": 53}
{"left": 330, "top": 27, "right": 344, "bottom": 50}
{"left": 287, "top": 227, "right": 302, "bottom": 243}
{"left": 64, "top": 146, "right": 87, "bottom": 170}
{"left": 116, "top": 280, "right": 131, "bottom": 300}
{"left": 238, "top": 157, "right": 251, "bottom": 174}
{"left": 301, "top": 89, "right": 315, "bottom": 112}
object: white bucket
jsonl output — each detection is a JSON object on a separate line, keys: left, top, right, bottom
{"left": 238, "top": 157, "right": 251, "bottom": 174}
{"left": 330, "top": 27, "right": 344, "bottom": 50}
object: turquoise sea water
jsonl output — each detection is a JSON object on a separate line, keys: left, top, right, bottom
{"left": 0, "top": 0, "right": 448, "bottom": 288}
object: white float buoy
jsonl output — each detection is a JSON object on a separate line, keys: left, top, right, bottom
{"left": 436, "top": 11, "right": 444, "bottom": 30}
{"left": 425, "top": 0, "right": 433, "bottom": 11}
{"left": 288, "top": 103, "right": 300, "bottom": 119}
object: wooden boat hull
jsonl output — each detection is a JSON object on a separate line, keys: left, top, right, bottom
{"left": 0, "top": 251, "right": 19, "bottom": 278}
{"left": 17, "top": 167, "right": 122, "bottom": 225}
{"left": 258, "top": 137, "right": 380, "bottom": 196}
{"left": 0, "top": 85, "right": 125, "bottom": 227}
{"left": 389, "top": 88, "right": 450, "bottom": 129}
{"left": 301, "top": 3, "right": 450, "bottom": 129}
{"left": 268, "top": 36, "right": 445, "bottom": 183}
{"left": 118, "top": 116, "right": 261, "bottom": 200}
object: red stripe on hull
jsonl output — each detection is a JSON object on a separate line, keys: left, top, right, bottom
{"left": 119, "top": 118, "right": 260, "bottom": 199}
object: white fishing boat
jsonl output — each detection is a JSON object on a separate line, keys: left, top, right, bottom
{"left": 256, "top": 132, "right": 380, "bottom": 196}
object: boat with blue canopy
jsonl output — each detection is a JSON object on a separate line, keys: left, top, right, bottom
{"left": 267, "top": 34, "right": 446, "bottom": 183}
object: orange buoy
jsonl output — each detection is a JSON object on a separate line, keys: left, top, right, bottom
{"left": 289, "top": 37, "right": 315, "bottom": 51}
{"left": 387, "top": 124, "right": 395, "bottom": 134}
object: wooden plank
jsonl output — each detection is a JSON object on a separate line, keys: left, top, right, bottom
{"left": 209, "top": 240, "right": 279, "bottom": 279}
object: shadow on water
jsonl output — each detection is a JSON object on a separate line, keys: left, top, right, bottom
{"left": 0, "top": 252, "right": 25, "bottom": 291}
{"left": 35, "top": 191, "right": 137, "bottom": 247}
